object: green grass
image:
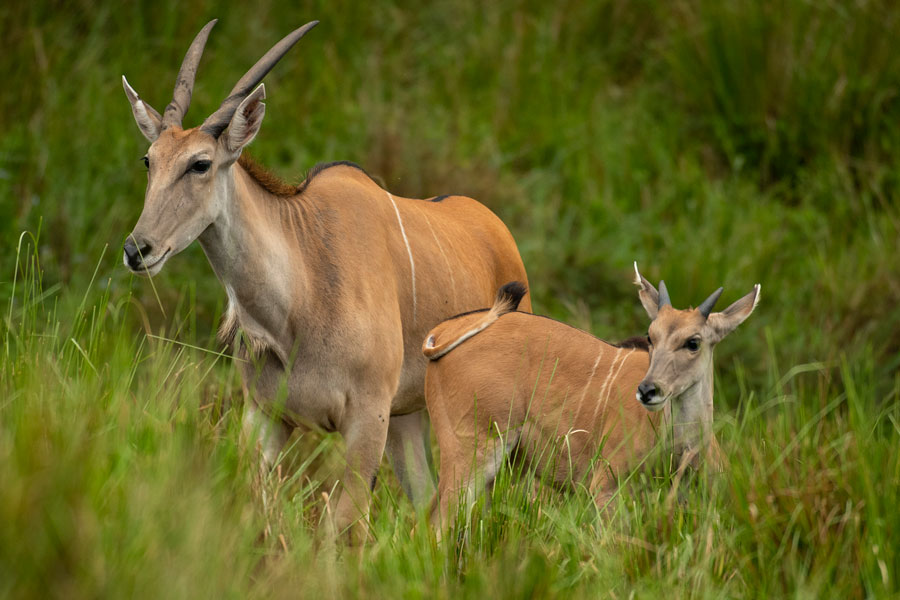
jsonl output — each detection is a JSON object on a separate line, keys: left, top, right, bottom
{"left": 2, "top": 0, "right": 899, "bottom": 597}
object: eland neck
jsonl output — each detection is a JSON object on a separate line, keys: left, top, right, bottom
{"left": 197, "top": 162, "right": 310, "bottom": 361}
{"left": 666, "top": 353, "right": 716, "bottom": 463}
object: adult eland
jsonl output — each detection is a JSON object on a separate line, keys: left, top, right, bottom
{"left": 121, "top": 19, "right": 530, "bottom": 541}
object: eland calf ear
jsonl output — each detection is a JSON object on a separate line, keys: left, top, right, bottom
{"left": 223, "top": 84, "right": 266, "bottom": 155}
{"left": 706, "top": 284, "right": 761, "bottom": 343}
{"left": 122, "top": 76, "right": 162, "bottom": 142}
{"left": 633, "top": 262, "right": 660, "bottom": 320}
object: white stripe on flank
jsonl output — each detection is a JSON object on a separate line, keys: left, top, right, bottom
{"left": 603, "top": 349, "right": 634, "bottom": 406}
{"left": 387, "top": 191, "right": 417, "bottom": 323}
{"left": 590, "top": 347, "right": 623, "bottom": 424}
{"left": 417, "top": 208, "right": 457, "bottom": 307}
{"left": 577, "top": 346, "right": 605, "bottom": 411}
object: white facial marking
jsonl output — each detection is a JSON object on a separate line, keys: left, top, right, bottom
{"left": 386, "top": 191, "right": 416, "bottom": 323}
{"left": 641, "top": 396, "right": 666, "bottom": 412}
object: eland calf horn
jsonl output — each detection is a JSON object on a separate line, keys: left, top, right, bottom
{"left": 658, "top": 280, "right": 671, "bottom": 309}
{"left": 698, "top": 287, "right": 724, "bottom": 319}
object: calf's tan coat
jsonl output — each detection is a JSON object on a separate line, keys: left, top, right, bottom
{"left": 423, "top": 269, "right": 759, "bottom": 532}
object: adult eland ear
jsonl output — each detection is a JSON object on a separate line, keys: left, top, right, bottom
{"left": 706, "top": 284, "right": 761, "bottom": 343}
{"left": 122, "top": 76, "right": 162, "bottom": 142}
{"left": 633, "top": 262, "right": 660, "bottom": 320}
{"left": 223, "top": 83, "right": 266, "bottom": 155}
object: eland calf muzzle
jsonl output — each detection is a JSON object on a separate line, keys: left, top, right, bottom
{"left": 636, "top": 380, "right": 659, "bottom": 405}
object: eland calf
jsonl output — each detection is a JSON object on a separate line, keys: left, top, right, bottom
{"left": 423, "top": 264, "right": 759, "bottom": 533}
{"left": 121, "top": 19, "right": 530, "bottom": 541}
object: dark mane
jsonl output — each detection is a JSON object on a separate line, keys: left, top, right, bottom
{"left": 614, "top": 335, "right": 651, "bottom": 351}
{"left": 297, "top": 160, "right": 374, "bottom": 193}
{"left": 527, "top": 313, "right": 650, "bottom": 352}
{"left": 237, "top": 154, "right": 300, "bottom": 197}
{"left": 238, "top": 156, "right": 380, "bottom": 198}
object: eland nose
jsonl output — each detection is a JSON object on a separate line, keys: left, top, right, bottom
{"left": 637, "top": 381, "right": 659, "bottom": 404}
{"left": 123, "top": 238, "right": 152, "bottom": 270}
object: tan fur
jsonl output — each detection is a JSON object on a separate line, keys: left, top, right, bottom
{"left": 425, "top": 310, "right": 653, "bottom": 532}
{"left": 423, "top": 269, "right": 759, "bottom": 536}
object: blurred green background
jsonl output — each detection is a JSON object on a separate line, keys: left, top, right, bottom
{"left": 2, "top": 0, "right": 900, "bottom": 597}
{"left": 2, "top": 0, "right": 898, "bottom": 384}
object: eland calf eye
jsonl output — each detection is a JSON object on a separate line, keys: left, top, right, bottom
{"left": 142, "top": 156, "right": 149, "bottom": 169}
{"left": 685, "top": 338, "right": 700, "bottom": 352}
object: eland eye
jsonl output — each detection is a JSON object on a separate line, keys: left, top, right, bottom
{"left": 142, "top": 156, "right": 149, "bottom": 169}
{"left": 685, "top": 338, "right": 701, "bottom": 352}
{"left": 190, "top": 160, "right": 211, "bottom": 174}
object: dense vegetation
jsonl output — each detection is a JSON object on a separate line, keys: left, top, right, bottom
{"left": 2, "top": 0, "right": 898, "bottom": 597}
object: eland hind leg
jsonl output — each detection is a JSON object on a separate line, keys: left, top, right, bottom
{"left": 385, "top": 410, "right": 436, "bottom": 509}
{"left": 331, "top": 396, "right": 393, "bottom": 545}
{"left": 432, "top": 426, "right": 521, "bottom": 543}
